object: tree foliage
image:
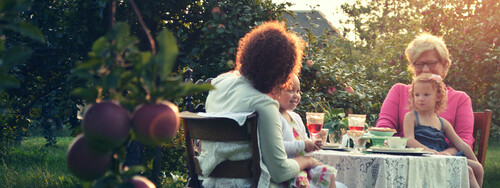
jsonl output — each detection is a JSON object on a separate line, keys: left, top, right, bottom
{"left": 2, "top": 0, "right": 290, "bottom": 186}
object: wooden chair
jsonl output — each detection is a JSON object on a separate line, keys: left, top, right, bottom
{"left": 472, "top": 109, "right": 492, "bottom": 166}
{"left": 181, "top": 111, "right": 261, "bottom": 188}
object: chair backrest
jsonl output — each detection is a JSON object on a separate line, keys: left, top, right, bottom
{"left": 472, "top": 109, "right": 492, "bottom": 166}
{"left": 181, "top": 112, "right": 260, "bottom": 188}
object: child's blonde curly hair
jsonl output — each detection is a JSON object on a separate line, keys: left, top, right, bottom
{"left": 408, "top": 73, "right": 448, "bottom": 114}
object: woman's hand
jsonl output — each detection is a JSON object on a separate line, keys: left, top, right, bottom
{"left": 293, "top": 156, "right": 323, "bottom": 170}
{"left": 304, "top": 139, "right": 320, "bottom": 152}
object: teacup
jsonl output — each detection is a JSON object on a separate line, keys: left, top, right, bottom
{"left": 387, "top": 137, "right": 409, "bottom": 149}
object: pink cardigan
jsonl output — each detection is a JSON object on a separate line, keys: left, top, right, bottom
{"left": 376, "top": 83, "right": 474, "bottom": 148}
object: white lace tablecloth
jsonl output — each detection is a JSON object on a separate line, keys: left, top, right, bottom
{"left": 309, "top": 150, "right": 469, "bottom": 188}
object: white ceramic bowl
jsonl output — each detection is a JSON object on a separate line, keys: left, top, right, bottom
{"left": 387, "top": 137, "right": 409, "bottom": 149}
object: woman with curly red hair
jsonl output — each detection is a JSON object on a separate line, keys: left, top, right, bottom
{"left": 199, "top": 21, "right": 335, "bottom": 187}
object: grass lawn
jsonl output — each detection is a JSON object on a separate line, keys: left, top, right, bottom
{"left": 0, "top": 137, "right": 80, "bottom": 187}
{"left": 1, "top": 136, "right": 499, "bottom": 187}
{"left": 483, "top": 138, "right": 500, "bottom": 188}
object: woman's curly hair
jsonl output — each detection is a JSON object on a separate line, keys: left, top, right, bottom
{"left": 235, "top": 21, "right": 303, "bottom": 94}
{"left": 408, "top": 73, "right": 448, "bottom": 114}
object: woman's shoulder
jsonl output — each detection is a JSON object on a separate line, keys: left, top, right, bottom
{"left": 385, "top": 83, "right": 410, "bottom": 98}
{"left": 391, "top": 83, "right": 411, "bottom": 90}
{"left": 446, "top": 86, "right": 471, "bottom": 99}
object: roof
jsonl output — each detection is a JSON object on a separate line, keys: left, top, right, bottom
{"left": 284, "top": 10, "right": 344, "bottom": 39}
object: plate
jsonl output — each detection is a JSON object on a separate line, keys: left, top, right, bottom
{"left": 322, "top": 144, "right": 349, "bottom": 151}
{"left": 323, "top": 143, "right": 341, "bottom": 148}
{"left": 322, "top": 147, "right": 350, "bottom": 151}
{"left": 366, "top": 147, "right": 432, "bottom": 156}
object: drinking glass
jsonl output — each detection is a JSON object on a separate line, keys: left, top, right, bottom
{"left": 328, "top": 130, "right": 338, "bottom": 144}
{"left": 348, "top": 114, "right": 366, "bottom": 131}
{"left": 317, "top": 128, "right": 329, "bottom": 143}
{"left": 306, "top": 112, "right": 325, "bottom": 139}
{"left": 348, "top": 114, "right": 366, "bottom": 153}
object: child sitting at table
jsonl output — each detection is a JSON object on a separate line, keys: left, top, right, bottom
{"left": 270, "top": 74, "right": 339, "bottom": 188}
{"left": 403, "top": 73, "right": 484, "bottom": 188}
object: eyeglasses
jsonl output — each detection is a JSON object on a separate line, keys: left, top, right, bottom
{"left": 413, "top": 60, "right": 439, "bottom": 70}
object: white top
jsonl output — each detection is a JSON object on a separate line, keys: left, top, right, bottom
{"left": 198, "top": 71, "right": 300, "bottom": 187}
{"left": 280, "top": 111, "right": 308, "bottom": 158}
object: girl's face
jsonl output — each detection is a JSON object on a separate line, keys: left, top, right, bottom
{"left": 413, "top": 50, "right": 445, "bottom": 77}
{"left": 412, "top": 81, "right": 438, "bottom": 112}
{"left": 277, "top": 75, "right": 301, "bottom": 112}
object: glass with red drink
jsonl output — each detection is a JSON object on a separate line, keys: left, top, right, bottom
{"left": 306, "top": 112, "right": 325, "bottom": 138}
{"left": 348, "top": 114, "right": 366, "bottom": 131}
{"left": 347, "top": 114, "right": 366, "bottom": 153}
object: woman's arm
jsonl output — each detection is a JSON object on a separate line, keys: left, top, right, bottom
{"left": 257, "top": 102, "right": 300, "bottom": 183}
{"left": 440, "top": 92, "right": 474, "bottom": 156}
{"left": 377, "top": 84, "right": 404, "bottom": 133}
{"left": 443, "top": 120, "right": 478, "bottom": 161}
{"left": 292, "top": 156, "right": 322, "bottom": 170}
{"left": 403, "top": 112, "right": 437, "bottom": 152}
{"left": 451, "top": 93, "right": 475, "bottom": 148}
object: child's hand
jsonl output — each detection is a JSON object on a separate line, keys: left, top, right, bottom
{"left": 435, "top": 151, "right": 452, "bottom": 156}
{"left": 313, "top": 139, "right": 323, "bottom": 148}
{"left": 304, "top": 140, "right": 320, "bottom": 152}
{"left": 425, "top": 148, "right": 439, "bottom": 154}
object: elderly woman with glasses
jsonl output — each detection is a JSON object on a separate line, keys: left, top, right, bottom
{"left": 376, "top": 32, "right": 474, "bottom": 156}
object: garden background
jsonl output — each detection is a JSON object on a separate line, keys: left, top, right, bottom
{"left": 0, "top": 0, "right": 498, "bottom": 187}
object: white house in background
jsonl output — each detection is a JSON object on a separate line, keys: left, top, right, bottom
{"left": 284, "top": 10, "right": 345, "bottom": 40}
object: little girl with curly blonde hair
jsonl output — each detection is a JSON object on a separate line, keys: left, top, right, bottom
{"left": 403, "top": 73, "right": 483, "bottom": 188}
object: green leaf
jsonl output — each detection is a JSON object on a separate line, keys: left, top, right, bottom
{"left": 181, "top": 82, "right": 214, "bottom": 96}
{"left": 0, "top": 0, "right": 17, "bottom": 12}
{"left": 3, "top": 46, "right": 32, "bottom": 67}
{"left": 133, "top": 52, "right": 152, "bottom": 70}
{"left": 121, "top": 165, "right": 146, "bottom": 179}
{"left": 71, "top": 87, "right": 98, "bottom": 102}
{"left": 0, "top": 38, "right": 5, "bottom": 54}
{"left": 103, "top": 67, "right": 124, "bottom": 90}
{"left": 3, "top": 22, "right": 44, "bottom": 43}
{"left": 331, "top": 108, "right": 345, "bottom": 114}
{"left": 0, "top": 73, "right": 20, "bottom": 89}
{"left": 108, "top": 22, "right": 130, "bottom": 41}
{"left": 155, "top": 29, "right": 179, "bottom": 77}
{"left": 91, "top": 37, "right": 110, "bottom": 58}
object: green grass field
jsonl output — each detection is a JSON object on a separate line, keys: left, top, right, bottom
{"left": 1, "top": 136, "right": 499, "bottom": 187}
{"left": 0, "top": 137, "right": 80, "bottom": 187}
{"left": 482, "top": 138, "right": 500, "bottom": 188}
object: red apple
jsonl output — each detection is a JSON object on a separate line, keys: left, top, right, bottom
{"left": 131, "top": 101, "right": 180, "bottom": 146}
{"left": 345, "top": 86, "right": 354, "bottom": 94}
{"left": 389, "top": 60, "right": 396, "bottom": 66}
{"left": 127, "top": 176, "right": 156, "bottom": 188}
{"left": 82, "top": 101, "right": 131, "bottom": 152}
{"left": 327, "top": 86, "right": 336, "bottom": 96}
{"left": 67, "top": 134, "right": 111, "bottom": 181}
{"left": 217, "top": 24, "right": 225, "bottom": 29}
{"left": 211, "top": 7, "right": 221, "bottom": 14}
